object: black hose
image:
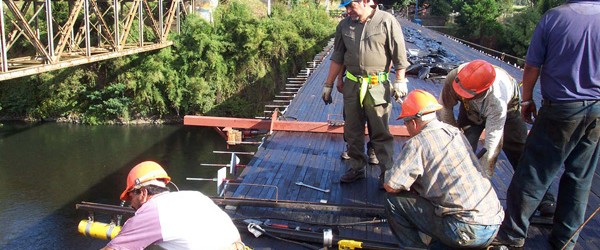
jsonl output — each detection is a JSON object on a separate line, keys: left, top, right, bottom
{"left": 248, "top": 223, "right": 320, "bottom": 250}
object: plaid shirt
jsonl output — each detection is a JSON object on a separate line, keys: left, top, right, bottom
{"left": 385, "top": 120, "right": 504, "bottom": 225}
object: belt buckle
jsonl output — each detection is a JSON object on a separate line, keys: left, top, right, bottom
{"left": 356, "top": 76, "right": 363, "bottom": 83}
{"left": 369, "top": 74, "right": 378, "bottom": 85}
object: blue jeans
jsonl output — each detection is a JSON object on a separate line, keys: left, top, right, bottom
{"left": 385, "top": 192, "right": 499, "bottom": 249}
{"left": 501, "top": 100, "right": 600, "bottom": 250}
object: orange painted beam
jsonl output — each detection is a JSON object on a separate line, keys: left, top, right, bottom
{"left": 184, "top": 115, "right": 410, "bottom": 136}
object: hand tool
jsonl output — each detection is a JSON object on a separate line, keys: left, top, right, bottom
{"left": 295, "top": 181, "right": 330, "bottom": 193}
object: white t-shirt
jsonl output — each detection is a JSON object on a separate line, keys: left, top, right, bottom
{"left": 107, "top": 191, "right": 240, "bottom": 250}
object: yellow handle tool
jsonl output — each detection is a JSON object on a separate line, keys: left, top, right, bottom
{"left": 338, "top": 239, "right": 363, "bottom": 250}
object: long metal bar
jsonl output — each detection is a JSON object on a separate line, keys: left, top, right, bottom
{"left": 0, "top": 2, "right": 8, "bottom": 72}
{"left": 44, "top": 0, "right": 55, "bottom": 61}
{"left": 114, "top": 0, "right": 120, "bottom": 49}
{"left": 211, "top": 197, "right": 385, "bottom": 216}
{"left": 184, "top": 115, "right": 411, "bottom": 136}
{"left": 83, "top": 0, "right": 91, "bottom": 56}
{"left": 159, "top": 0, "right": 163, "bottom": 42}
{"left": 138, "top": 0, "right": 143, "bottom": 47}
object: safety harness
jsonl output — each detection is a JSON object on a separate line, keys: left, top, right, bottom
{"left": 345, "top": 71, "right": 388, "bottom": 107}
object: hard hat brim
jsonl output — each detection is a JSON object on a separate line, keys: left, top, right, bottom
{"left": 339, "top": 0, "right": 353, "bottom": 8}
{"left": 452, "top": 79, "right": 476, "bottom": 99}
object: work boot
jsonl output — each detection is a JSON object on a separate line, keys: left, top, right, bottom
{"left": 537, "top": 193, "right": 556, "bottom": 217}
{"left": 368, "top": 148, "right": 379, "bottom": 165}
{"left": 538, "top": 200, "right": 556, "bottom": 217}
{"left": 340, "top": 150, "right": 350, "bottom": 160}
{"left": 340, "top": 168, "right": 365, "bottom": 183}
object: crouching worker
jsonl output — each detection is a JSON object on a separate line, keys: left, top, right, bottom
{"left": 102, "top": 161, "right": 243, "bottom": 250}
{"left": 383, "top": 90, "right": 504, "bottom": 249}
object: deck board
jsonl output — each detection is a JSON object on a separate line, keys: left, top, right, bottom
{"left": 215, "top": 17, "right": 599, "bottom": 250}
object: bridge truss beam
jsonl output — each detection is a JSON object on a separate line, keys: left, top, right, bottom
{"left": 0, "top": 0, "right": 191, "bottom": 81}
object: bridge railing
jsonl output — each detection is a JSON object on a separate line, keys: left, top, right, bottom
{"left": 0, "top": 0, "right": 191, "bottom": 81}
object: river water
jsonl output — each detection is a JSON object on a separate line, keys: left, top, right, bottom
{"left": 0, "top": 121, "right": 254, "bottom": 249}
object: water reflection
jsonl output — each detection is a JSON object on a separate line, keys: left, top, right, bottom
{"left": 0, "top": 122, "right": 252, "bottom": 249}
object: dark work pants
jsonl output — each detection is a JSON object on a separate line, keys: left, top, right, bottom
{"left": 500, "top": 101, "right": 600, "bottom": 250}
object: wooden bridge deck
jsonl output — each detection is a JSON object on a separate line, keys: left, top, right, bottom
{"left": 217, "top": 18, "right": 600, "bottom": 249}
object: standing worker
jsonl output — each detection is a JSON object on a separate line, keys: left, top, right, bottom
{"left": 384, "top": 90, "right": 504, "bottom": 249}
{"left": 493, "top": 1, "right": 600, "bottom": 249}
{"left": 322, "top": 0, "right": 410, "bottom": 184}
{"left": 437, "top": 59, "right": 556, "bottom": 215}
{"left": 102, "top": 161, "right": 243, "bottom": 250}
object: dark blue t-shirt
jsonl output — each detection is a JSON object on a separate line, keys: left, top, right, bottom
{"left": 525, "top": 1, "right": 600, "bottom": 101}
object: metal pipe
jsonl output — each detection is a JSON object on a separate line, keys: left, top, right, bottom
{"left": 138, "top": 0, "right": 143, "bottom": 47}
{"left": 210, "top": 197, "right": 385, "bottom": 216}
{"left": 44, "top": 0, "right": 54, "bottom": 61}
{"left": 0, "top": 1, "right": 8, "bottom": 72}
{"left": 84, "top": 0, "right": 91, "bottom": 56}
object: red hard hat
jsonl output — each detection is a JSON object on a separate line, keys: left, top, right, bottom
{"left": 120, "top": 161, "right": 171, "bottom": 201}
{"left": 452, "top": 60, "right": 496, "bottom": 99}
{"left": 398, "top": 90, "right": 443, "bottom": 120}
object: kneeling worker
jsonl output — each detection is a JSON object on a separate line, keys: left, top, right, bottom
{"left": 102, "top": 161, "right": 243, "bottom": 250}
{"left": 383, "top": 90, "right": 504, "bottom": 249}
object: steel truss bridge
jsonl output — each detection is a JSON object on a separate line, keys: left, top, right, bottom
{"left": 0, "top": 0, "right": 193, "bottom": 81}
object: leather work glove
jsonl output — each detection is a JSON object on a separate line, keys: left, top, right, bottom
{"left": 322, "top": 86, "right": 333, "bottom": 105}
{"left": 393, "top": 78, "right": 408, "bottom": 102}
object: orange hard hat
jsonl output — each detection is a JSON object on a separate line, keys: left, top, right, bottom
{"left": 120, "top": 161, "right": 171, "bottom": 201}
{"left": 452, "top": 60, "right": 496, "bottom": 99}
{"left": 398, "top": 90, "right": 443, "bottom": 120}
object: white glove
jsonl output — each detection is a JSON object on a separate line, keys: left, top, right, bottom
{"left": 322, "top": 86, "right": 333, "bottom": 105}
{"left": 393, "top": 78, "right": 408, "bottom": 101}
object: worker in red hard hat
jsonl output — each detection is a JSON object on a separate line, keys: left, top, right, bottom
{"left": 102, "top": 161, "right": 243, "bottom": 250}
{"left": 437, "top": 60, "right": 556, "bottom": 216}
{"left": 383, "top": 89, "right": 504, "bottom": 249}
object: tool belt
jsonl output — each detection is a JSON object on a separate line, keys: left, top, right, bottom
{"left": 346, "top": 71, "right": 389, "bottom": 107}
{"left": 345, "top": 71, "right": 388, "bottom": 85}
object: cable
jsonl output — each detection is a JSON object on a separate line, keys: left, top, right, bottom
{"left": 248, "top": 223, "right": 320, "bottom": 250}
{"left": 561, "top": 206, "right": 600, "bottom": 250}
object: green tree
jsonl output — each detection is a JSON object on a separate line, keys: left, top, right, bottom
{"left": 500, "top": 7, "right": 541, "bottom": 57}
{"left": 452, "top": 0, "right": 502, "bottom": 41}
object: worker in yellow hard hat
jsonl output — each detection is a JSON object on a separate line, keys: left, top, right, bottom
{"left": 102, "top": 161, "right": 244, "bottom": 250}
{"left": 437, "top": 59, "right": 556, "bottom": 216}
{"left": 383, "top": 90, "right": 504, "bottom": 249}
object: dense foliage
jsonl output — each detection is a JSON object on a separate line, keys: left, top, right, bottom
{"left": 0, "top": 1, "right": 336, "bottom": 124}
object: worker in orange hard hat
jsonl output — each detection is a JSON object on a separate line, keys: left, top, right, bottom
{"left": 383, "top": 89, "right": 504, "bottom": 249}
{"left": 437, "top": 59, "right": 556, "bottom": 217}
{"left": 102, "top": 161, "right": 243, "bottom": 250}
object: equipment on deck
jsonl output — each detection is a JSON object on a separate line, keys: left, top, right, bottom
{"left": 78, "top": 220, "right": 121, "bottom": 240}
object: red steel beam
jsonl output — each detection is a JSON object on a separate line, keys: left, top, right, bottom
{"left": 183, "top": 115, "right": 410, "bottom": 136}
